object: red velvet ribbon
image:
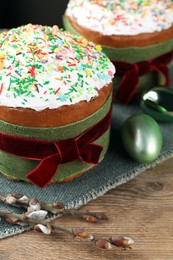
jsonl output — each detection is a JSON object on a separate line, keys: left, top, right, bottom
{"left": 0, "top": 107, "right": 112, "bottom": 188}
{"left": 112, "top": 50, "right": 173, "bottom": 104}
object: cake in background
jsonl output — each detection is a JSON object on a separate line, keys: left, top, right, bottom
{"left": 64, "top": 0, "right": 173, "bottom": 103}
{"left": 0, "top": 24, "right": 115, "bottom": 188}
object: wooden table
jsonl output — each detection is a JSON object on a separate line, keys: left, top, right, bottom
{"left": 0, "top": 158, "right": 173, "bottom": 260}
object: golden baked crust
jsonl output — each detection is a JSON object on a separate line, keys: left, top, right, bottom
{"left": 0, "top": 83, "right": 112, "bottom": 127}
{"left": 66, "top": 16, "right": 173, "bottom": 48}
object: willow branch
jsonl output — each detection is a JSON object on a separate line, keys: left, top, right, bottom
{"left": 0, "top": 210, "right": 134, "bottom": 250}
{"left": 0, "top": 193, "right": 108, "bottom": 222}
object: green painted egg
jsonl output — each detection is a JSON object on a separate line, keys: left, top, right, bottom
{"left": 121, "top": 114, "right": 163, "bottom": 163}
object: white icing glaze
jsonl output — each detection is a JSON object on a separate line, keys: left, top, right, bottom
{"left": 66, "top": 0, "right": 173, "bottom": 36}
{"left": 0, "top": 24, "right": 115, "bottom": 111}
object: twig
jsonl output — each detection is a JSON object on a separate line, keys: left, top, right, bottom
{"left": 0, "top": 193, "right": 108, "bottom": 222}
{"left": 0, "top": 210, "right": 134, "bottom": 250}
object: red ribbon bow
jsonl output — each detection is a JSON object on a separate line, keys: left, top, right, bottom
{"left": 0, "top": 107, "right": 112, "bottom": 188}
{"left": 112, "top": 50, "right": 173, "bottom": 104}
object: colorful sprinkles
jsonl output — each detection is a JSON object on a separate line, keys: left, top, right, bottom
{"left": 66, "top": 0, "right": 173, "bottom": 35}
{"left": 0, "top": 24, "right": 115, "bottom": 110}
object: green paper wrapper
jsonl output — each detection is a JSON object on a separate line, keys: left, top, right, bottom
{"left": 0, "top": 93, "right": 112, "bottom": 183}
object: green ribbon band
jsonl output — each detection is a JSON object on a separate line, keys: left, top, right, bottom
{"left": 0, "top": 129, "right": 110, "bottom": 183}
{"left": 0, "top": 93, "right": 112, "bottom": 183}
{"left": 0, "top": 93, "right": 112, "bottom": 141}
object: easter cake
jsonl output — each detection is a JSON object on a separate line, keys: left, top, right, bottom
{"left": 0, "top": 24, "right": 115, "bottom": 188}
{"left": 64, "top": 0, "right": 173, "bottom": 103}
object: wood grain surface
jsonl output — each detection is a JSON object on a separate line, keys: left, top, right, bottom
{"left": 0, "top": 158, "right": 173, "bottom": 260}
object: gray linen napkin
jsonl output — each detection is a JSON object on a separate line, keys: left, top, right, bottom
{"left": 0, "top": 70, "right": 173, "bottom": 239}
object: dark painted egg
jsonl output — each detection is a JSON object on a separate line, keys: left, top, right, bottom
{"left": 140, "top": 87, "right": 173, "bottom": 123}
{"left": 121, "top": 114, "right": 163, "bottom": 163}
